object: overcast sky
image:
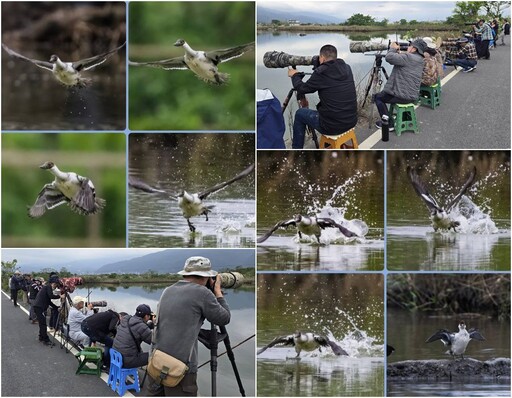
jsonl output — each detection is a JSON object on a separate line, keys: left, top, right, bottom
{"left": 259, "top": 1, "right": 509, "bottom": 22}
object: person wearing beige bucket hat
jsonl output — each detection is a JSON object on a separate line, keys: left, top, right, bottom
{"left": 147, "top": 256, "right": 231, "bottom": 396}
{"left": 67, "top": 295, "right": 94, "bottom": 347}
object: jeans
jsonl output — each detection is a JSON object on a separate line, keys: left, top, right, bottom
{"left": 292, "top": 108, "right": 323, "bottom": 149}
{"left": 81, "top": 322, "right": 114, "bottom": 365}
{"left": 373, "top": 92, "right": 412, "bottom": 128}
{"left": 454, "top": 59, "right": 477, "bottom": 69}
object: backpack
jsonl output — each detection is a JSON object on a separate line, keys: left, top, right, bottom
{"left": 421, "top": 54, "right": 438, "bottom": 87}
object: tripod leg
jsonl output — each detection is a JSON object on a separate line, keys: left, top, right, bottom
{"left": 210, "top": 324, "right": 219, "bottom": 397}
{"left": 219, "top": 325, "right": 246, "bottom": 397}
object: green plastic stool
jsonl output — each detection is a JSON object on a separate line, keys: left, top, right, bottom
{"left": 389, "top": 103, "right": 419, "bottom": 136}
{"left": 419, "top": 83, "right": 441, "bottom": 109}
{"left": 75, "top": 347, "right": 102, "bottom": 376}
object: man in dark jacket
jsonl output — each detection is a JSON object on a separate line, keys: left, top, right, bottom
{"left": 32, "top": 275, "right": 63, "bottom": 345}
{"left": 113, "top": 304, "right": 153, "bottom": 368}
{"left": 10, "top": 271, "right": 24, "bottom": 307}
{"left": 374, "top": 39, "right": 427, "bottom": 132}
{"left": 28, "top": 277, "right": 43, "bottom": 322}
{"left": 288, "top": 44, "right": 358, "bottom": 149}
{"left": 81, "top": 309, "right": 121, "bottom": 366}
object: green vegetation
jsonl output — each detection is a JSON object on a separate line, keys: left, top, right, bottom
{"left": 388, "top": 274, "right": 511, "bottom": 321}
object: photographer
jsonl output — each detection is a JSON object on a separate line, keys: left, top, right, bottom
{"left": 113, "top": 304, "right": 153, "bottom": 368}
{"left": 32, "top": 275, "right": 63, "bottom": 346}
{"left": 10, "top": 271, "right": 23, "bottom": 307}
{"left": 147, "top": 256, "right": 230, "bottom": 396}
{"left": 373, "top": 39, "right": 427, "bottom": 132}
{"left": 67, "top": 296, "right": 94, "bottom": 347}
{"left": 500, "top": 19, "right": 510, "bottom": 46}
{"left": 287, "top": 44, "right": 357, "bottom": 149}
{"left": 81, "top": 309, "right": 121, "bottom": 368}
{"left": 474, "top": 19, "right": 493, "bottom": 59}
{"left": 453, "top": 38, "right": 478, "bottom": 73}
{"left": 28, "top": 277, "right": 43, "bottom": 323}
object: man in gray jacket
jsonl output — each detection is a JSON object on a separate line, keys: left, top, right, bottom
{"left": 147, "top": 256, "right": 231, "bottom": 396}
{"left": 374, "top": 39, "right": 427, "bottom": 131}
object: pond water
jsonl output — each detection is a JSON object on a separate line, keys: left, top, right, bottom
{"left": 128, "top": 133, "right": 255, "bottom": 248}
{"left": 2, "top": 47, "right": 125, "bottom": 131}
{"left": 72, "top": 284, "right": 255, "bottom": 397}
{"left": 387, "top": 309, "right": 511, "bottom": 396}
{"left": 257, "top": 31, "right": 404, "bottom": 143}
{"left": 257, "top": 274, "right": 384, "bottom": 396}
{"left": 257, "top": 151, "right": 384, "bottom": 270}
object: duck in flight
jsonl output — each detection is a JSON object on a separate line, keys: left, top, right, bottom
{"left": 28, "top": 161, "right": 105, "bottom": 218}
{"left": 257, "top": 214, "right": 358, "bottom": 244}
{"left": 257, "top": 332, "right": 348, "bottom": 358}
{"left": 175, "top": 164, "right": 254, "bottom": 232}
{"left": 426, "top": 321, "right": 485, "bottom": 359}
{"left": 2, "top": 42, "right": 125, "bottom": 87}
{"left": 407, "top": 166, "right": 477, "bottom": 232}
{"left": 129, "top": 39, "right": 254, "bottom": 85}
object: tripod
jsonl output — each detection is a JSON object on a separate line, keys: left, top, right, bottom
{"left": 198, "top": 324, "right": 245, "bottom": 397}
{"left": 362, "top": 53, "right": 389, "bottom": 128}
{"left": 281, "top": 73, "right": 319, "bottom": 149}
{"left": 50, "top": 291, "right": 72, "bottom": 349}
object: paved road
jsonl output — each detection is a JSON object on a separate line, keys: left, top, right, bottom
{"left": 1, "top": 292, "right": 121, "bottom": 397}
{"left": 355, "top": 43, "right": 511, "bottom": 149}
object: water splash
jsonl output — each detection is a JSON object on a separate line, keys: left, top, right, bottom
{"left": 449, "top": 196, "right": 499, "bottom": 234}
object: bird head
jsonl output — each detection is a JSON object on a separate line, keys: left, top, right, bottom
{"left": 39, "top": 161, "right": 55, "bottom": 170}
{"left": 174, "top": 39, "right": 186, "bottom": 47}
{"left": 177, "top": 190, "right": 185, "bottom": 198}
{"left": 458, "top": 320, "right": 466, "bottom": 330}
{"left": 49, "top": 55, "right": 58, "bottom": 63}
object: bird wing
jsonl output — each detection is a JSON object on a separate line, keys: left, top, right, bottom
{"left": 425, "top": 329, "right": 453, "bottom": 345}
{"left": 468, "top": 328, "right": 485, "bottom": 341}
{"left": 317, "top": 217, "right": 358, "bottom": 237}
{"left": 407, "top": 166, "right": 444, "bottom": 214}
{"left": 257, "top": 218, "right": 297, "bottom": 243}
{"left": 129, "top": 57, "right": 189, "bottom": 70}
{"left": 69, "top": 179, "right": 105, "bottom": 215}
{"left": 257, "top": 335, "right": 294, "bottom": 355}
{"left": 314, "top": 335, "right": 348, "bottom": 356}
{"left": 28, "top": 184, "right": 68, "bottom": 218}
{"left": 2, "top": 43, "right": 53, "bottom": 71}
{"left": 387, "top": 345, "right": 395, "bottom": 356}
{"left": 72, "top": 42, "right": 126, "bottom": 71}
{"left": 198, "top": 163, "right": 254, "bottom": 200}
{"left": 446, "top": 166, "right": 477, "bottom": 213}
{"left": 128, "top": 176, "right": 166, "bottom": 193}
{"left": 205, "top": 42, "right": 255, "bottom": 65}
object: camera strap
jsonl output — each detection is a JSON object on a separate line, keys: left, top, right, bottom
{"left": 126, "top": 316, "right": 142, "bottom": 353}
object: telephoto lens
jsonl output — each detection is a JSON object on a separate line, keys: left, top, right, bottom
{"left": 87, "top": 301, "right": 108, "bottom": 307}
{"left": 263, "top": 51, "right": 316, "bottom": 68}
{"left": 218, "top": 272, "right": 245, "bottom": 289}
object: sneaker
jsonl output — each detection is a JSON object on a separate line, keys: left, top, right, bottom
{"left": 375, "top": 121, "right": 395, "bottom": 132}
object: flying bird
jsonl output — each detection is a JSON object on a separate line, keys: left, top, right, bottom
{"left": 257, "top": 332, "right": 348, "bottom": 358}
{"left": 2, "top": 42, "right": 126, "bottom": 87}
{"left": 426, "top": 320, "right": 485, "bottom": 359}
{"left": 28, "top": 161, "right": 105, "bottom": 218}
{"left": 129, "top": 39, "right": 254, "bottom": 85}
{"left": 407, "top": 166, "right": 477, "bottom": 232}
{"left": 257, "top": 214, "right": 358, "bottom": 243}
{"left": 128, "top": 176, "right": 166, "bottom": 194}
{"left": 176, "top": 164, "right": 254, "bottom": 232}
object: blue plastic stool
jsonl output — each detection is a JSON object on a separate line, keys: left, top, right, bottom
{"left": 108, "top": 348, "right": 140, "bottom": 396}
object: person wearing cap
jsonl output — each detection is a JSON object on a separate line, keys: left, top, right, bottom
{"left": 81, "top": 309, "right": 121, "bottom": 367}
{"left": 67, "top": 296, "right": 94, "bottom": 347}
{"left": 453, "top": 38, "right": 478, "bottom": 73}
{"left": 10, "top": 270, "right": 24, "bottom": 307}
{"left": 474, "top": 19, "right": 493, "bottom": 59}
{"left": 113, "top": 304, "right": 154, "bottom": 368}
{"left": 147, "top": 256, "right": 231, "bottom": 396}
{"left": 373, "top": 39, "right": 426, "bottom": 132}
{"left": 32, "top": 275, "right": 63, "bottom": 346}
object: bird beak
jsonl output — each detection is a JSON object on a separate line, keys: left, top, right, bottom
{"left": 173, "top": 40, "right": 182, "bottom": 47}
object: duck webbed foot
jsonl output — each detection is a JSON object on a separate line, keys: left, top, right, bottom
{"left": 187, "top": 219, "right": 196, "bottom": 232}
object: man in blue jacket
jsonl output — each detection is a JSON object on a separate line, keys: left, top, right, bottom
{"left": 288, "top": 44, "right": 358, "bottom": 149}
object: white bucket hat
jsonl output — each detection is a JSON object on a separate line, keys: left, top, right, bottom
{"left": 72, "top": 296, "right": 86, "bottom": 305}
{"left": 178, "top": 256, "right": 218, "bottom": 277}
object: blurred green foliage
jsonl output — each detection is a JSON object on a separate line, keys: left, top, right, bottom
{"left": 2, "top": 133, "right": 126, "bottom": 247}
{"left": 128, "top": 2, "right": 255, "bottom": 130}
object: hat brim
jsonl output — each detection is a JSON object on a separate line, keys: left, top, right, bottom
{"left": 178, "top": 270, "right": 218, "bottom": 277}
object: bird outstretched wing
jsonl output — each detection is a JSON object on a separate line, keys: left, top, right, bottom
{"left": 129, "top": 176, "right": 166, "bottom": 193}
{"left": 205, "top": 42, "right": 255, "bottom": 65}
{"left": 407, "top": 166, "right": 444, "bottom": 214}
{"left": 446, "top": 166, "right": 477, "bottom": 213}
{"left": 129, "top": 57, "right": 189, "bottom": 70}
{"left": 314, "top": 335, "right": 348, "bottom": 356}
{"left": 468, "top": 328, "right": 485, "bottom": 341}
{"left": 2, "top": 43, "right": 53, "bottom": 71}
{"left": 28, "top": 184, "right": 68, "bottom": 218}
{"left": 69, "top": 179, "right": 105, "bottom": 215}
{"left": 257, "top": 218, "right": 297, "bottom": 243}
{"left": 425, "top": 329, "right": 453, "bottom": 345}
{"left": 257, "top": 335, "right": 294, "bottom": 355}
{"left": 317, "top": 217, "right": 358, "bottom": 238}
{"left": 198, "top": 163, "right": 254, "bottom": 200}
{"left": 72, "top": 42, "right": 126, "bottom": 71}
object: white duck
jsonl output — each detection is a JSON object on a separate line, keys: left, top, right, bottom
{"left": 426, "top": 320, "right": 485, "bottom": 359}
{"left": 28, "top": 161, "right": 105, "bottom": 218}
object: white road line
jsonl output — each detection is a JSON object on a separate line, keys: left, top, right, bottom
{"left": 359, "top": 68, "right": 460, "bottom": 149}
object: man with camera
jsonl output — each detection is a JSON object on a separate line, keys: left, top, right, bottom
{"left": 147, "top": 256, "right": 231, "bottom": 396}
{"left": 287, "top": 44, "right": 358, "bottom": 149}
{"left": 32, "top": 275, "right": 63, "bottom": 346}
{"left": 113, "top": 304, "right": 154, "bottom": 368}
{"left": 453, "top": 38, "right": 478, "bottom": 73}
{"left": 373, "top": 39, "right": 427, "bottom": 132}
{"left": 81, "top": 308, "right": 121, "bottom": 368}
{"left": 474, "top": 19, "right": 493, "bottom": 59}
{"left": 67, "top": 296, "right": 95, "bottom": 347}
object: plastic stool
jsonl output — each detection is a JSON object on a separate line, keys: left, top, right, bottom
{"left": 389, "top": 104, "right": 419, "bottom": 136}
{"left": 108, "top": 348, "right": 140, "bottom": 396}
{"left": 419, "top": 83, "right": 441, "bottom": 109}
{"left": 75, "top": 347, "right": 102, "bottom": 376}
{"left": 319, "top": 128, "right": 358, "bottom": 149}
